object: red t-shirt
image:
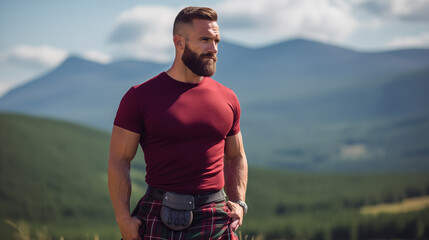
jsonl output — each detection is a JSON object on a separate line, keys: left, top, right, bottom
{"left": 114, "top": 72, "right": 241, "bottom": 194}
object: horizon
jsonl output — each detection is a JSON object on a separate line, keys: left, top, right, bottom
{"left": 7, "top": 37, "right": 429, "bottom": 66}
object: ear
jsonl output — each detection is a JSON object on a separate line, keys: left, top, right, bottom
{"left": 174, "top": 35, "right": 185, "bottom": 50}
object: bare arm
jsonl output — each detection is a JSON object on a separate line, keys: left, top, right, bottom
{"left": 224, "top": 131, "right": 248, "bottom": 228}
{"left": 108, "top": 125, "right": 142, "bottom": 240}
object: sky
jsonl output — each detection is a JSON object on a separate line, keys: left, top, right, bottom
{"left": 0, "top": 0, "right": 429, "bottom": 96}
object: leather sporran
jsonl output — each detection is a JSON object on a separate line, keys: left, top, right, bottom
{"left": 160, "top": 192, "right": 195, "bottom": 231}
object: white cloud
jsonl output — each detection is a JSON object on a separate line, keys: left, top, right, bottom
{"left": 2, "top": 45, "right": 68, "bottom": 69}
{"left": 81, "top": 50, "right": 111, "bottom": 64}
{"left": 358, "top": 0, "right": 429, "bottom": 21}
{"left": 108, "top": 1, "right": 361, "bottom": 60}
{"left": 108, "top": 5, "right": 178, "bottom": 62}
{"left": 217, "top": 0, "right": 359, "bottom": 46}
{"left": 387, "top": 32, "right": 429, "bottom": 49}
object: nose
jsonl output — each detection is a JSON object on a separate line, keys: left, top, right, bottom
{"left": 208, "top": 41, "right": 218, "bottom": 54}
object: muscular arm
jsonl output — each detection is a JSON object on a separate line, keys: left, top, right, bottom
{"left": 224, "top": 131, "right": 248, "bottom": 227}
{"left": 108, "top": 125, "right": 142, "bottom": 240}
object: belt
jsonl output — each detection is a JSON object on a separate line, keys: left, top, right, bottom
{"left": 145, "top": 186, "right": 226, "bottom": 207}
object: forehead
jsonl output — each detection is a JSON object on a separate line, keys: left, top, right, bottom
{"left": 189, "top": 19, "right": 220, "bottom": 38}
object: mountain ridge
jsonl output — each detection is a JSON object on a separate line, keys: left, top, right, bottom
{"left": 1, "top": 38, "right": 428, "bottom": 171}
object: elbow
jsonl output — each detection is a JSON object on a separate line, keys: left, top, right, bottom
{"left": 108, "top": 156, "right": 130, "bottom": 176}
{"left": 224, "top": 153, "right": 237, "bottom": 163}
{"left": 224, "top": 151, "right": 247, "bottom": 165}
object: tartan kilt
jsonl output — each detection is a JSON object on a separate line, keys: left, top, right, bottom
{"left": 131, "top": 194, "right": 238, "bottom": 240}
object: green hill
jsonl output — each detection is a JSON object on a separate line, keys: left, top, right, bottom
{"left": 0, "top": 113, "right": 145, "bottom": 239}
{"left": 1, "top": 112, "right": 429, "bottom": 240}
{"left": 244, "top": 169, "right": 429, "bottom": 239}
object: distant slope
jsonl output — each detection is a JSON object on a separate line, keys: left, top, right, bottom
{"left": 249, "top": 67, "right": 429, "bottom": 122}
{"left": 0, "top": 57, "right": 168, "bottom": 129}
{"left": 1, "top": 38, "right": 428, "bottom": 129}
{"left": 0, "top": 112, "right": 145, "bottom": 239}
{"left": 0, "top": 113, "right": 109, "bottom": 221}
{"left": 216, "top": 39, "right": 429, "bottom": 102}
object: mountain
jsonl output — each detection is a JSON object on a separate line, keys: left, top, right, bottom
{"left": 216, "top": 39, "right": 429, "bottom": 103}
{"left": 1, "top": 39, "right": 428, "bottom": 127}
{"left": 0, "top": 56, "right": 168, "bottom": 129}
{"left": 1, "top": 38, "right": 429, "bottom": 171}
{"left": 249, "top": 67, "right": 429, "bottom": 122}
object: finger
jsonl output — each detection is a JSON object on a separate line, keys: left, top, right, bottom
{"left": 226, "top": 201, "right": 238, "bottom": 213}
{"left": 226, "top": 201, "right": 233, "bottom": 209}
{"left": 228, "top": 212, "right": 240, "bottom": 219}
{"left": 231, "top": 219, "right": 240, "bottom": 231}
{"left": 227, "top": 203, "right": 243, "bottom": 225}
{"left": 133, "top": 218, "right": 143, "bottom": 240}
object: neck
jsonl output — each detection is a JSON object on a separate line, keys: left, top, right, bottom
{"left": 166, "top": 58, "right": 204, "bottom": 84}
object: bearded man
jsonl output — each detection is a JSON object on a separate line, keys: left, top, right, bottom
{"left": 108, "top": 6, "right": 248, "bottom": 240}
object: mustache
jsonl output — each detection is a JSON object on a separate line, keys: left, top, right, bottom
{"left": 200, "top": 53, "right": 217, "bottom": 61}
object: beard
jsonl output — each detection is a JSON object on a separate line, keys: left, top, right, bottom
{"left": 182, "top": 44, "right": 217, "bottom": 77}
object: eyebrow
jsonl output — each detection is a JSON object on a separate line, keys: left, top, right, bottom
{"left": 199, "top": 35, "right": 221, "bottom": 40}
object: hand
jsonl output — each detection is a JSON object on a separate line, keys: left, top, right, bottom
{"left": 117, "top": 216, "right": 142, "bottom": 240}
{"left": 226, "top": 201, "right": 244, "bottom": 231}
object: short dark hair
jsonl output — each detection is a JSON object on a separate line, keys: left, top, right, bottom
{"left": 173, "top": 7, "right": 218, "bottom": 35}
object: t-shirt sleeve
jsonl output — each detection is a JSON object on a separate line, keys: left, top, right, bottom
{"left": 113, "top": 87, "right": 144, "bottom": 134}
{"left": 227, "top": 92, "right": 241, "bottom": 136}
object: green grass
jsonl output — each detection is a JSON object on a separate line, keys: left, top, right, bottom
{"left": 244, "top": 168, "right": 429, "bottom": 239}
{"left": 0, "top": 112, "right": 145, "bottom": 239}
{"left": 1, "top": 112, "right": 429, "bottom": 240}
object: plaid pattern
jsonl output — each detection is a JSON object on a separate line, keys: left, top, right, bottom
{"left": 131, "top": 194, "right": 238, "bottom": 240}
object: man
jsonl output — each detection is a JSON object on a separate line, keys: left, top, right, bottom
{"left": 108, "top": 6, "right": 248, "bottom": 240}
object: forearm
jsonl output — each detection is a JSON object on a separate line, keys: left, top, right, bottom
{"left": 224, "top": 152, "right": 248, "bottom": 202}
{"left": 108, "top": 159, "right": 132, "bottom": 221}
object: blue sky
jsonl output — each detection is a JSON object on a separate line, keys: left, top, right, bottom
{"left": 1, "top": 0, "right": 429, "bottom": 96}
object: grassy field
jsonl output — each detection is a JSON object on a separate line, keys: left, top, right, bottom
{"left": 1, "top": 112, "right": 429, "bottom": 240}
{"left": 243, "top": 168, "right": 429, "bottom": 239}
{"left": 0, "top": 112, "right": 122, "bottom": 239}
